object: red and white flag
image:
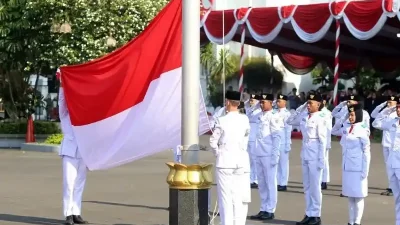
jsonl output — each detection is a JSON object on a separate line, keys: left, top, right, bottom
{"left": 59, "top": 0, "right": 210, "bottom": 170}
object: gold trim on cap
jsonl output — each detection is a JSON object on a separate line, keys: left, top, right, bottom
{"left": 262, "top": 95, "right": 266, "bottom": 99}
{"left": 166, "top": 162, "right": 213, "bottom": 190}
{"left": 350, "top": 96, "right": 354, "bottom": 100}
{"left": 310, "top": 94, "right": 314, "bottom": 99}
{"left": 349, "top": 107, "right": 354, "bottom": 112}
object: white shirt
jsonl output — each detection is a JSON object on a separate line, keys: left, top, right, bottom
{"left": 287, "top": 108, "right": 328, "bottom": 161}
{"left": 59, "top": 87, "right": 79, "bottom": 158}
{"left": 210, "top": 111, "right": 251, "bottom": 169}
{"left": 276, "top": 107, "right": 292, "bottom": 149}
{"left": 254, "top": 109, "right": 284, "bottom": 157}
{"left": 244, "top": 101, "right": 262, "bottom": 142}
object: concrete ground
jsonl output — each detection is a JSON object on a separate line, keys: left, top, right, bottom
{"left": 0, "top": 135, "right": 395, "bottom": 225}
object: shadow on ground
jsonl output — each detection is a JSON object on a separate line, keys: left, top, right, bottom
{"left": 0, "top": 214, "right": 64, "bottom": 225}
{"left": 84, "top": 200, "right": 168, "bottom": 211}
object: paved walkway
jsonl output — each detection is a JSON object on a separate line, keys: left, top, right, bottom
{"left": 0, "top": 136, "right": 395, "bottom": 225}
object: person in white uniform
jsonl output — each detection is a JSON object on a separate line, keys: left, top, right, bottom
{"left": 287, "top": 93, "right": 327, "bottom": 225}
{"left": 210, "top": 90, "right": 251, "bottom": 225}
{"left": 250, "top": 93, "right": 284, "bottom": 221}
{"left": 275, "top": 94, "right": 292, "bottom": 192}
{"left": 332, "top": 104, "right": 371, "bottom": 225}
{"left": 320, "top": 95, "right": 332, "bottom": 190}
{"left": 332, "top": 94, "right": 370, "bottom": 128}
{"left": 372, "top": 98, "right": 400, "bottom": 225}
{"left": 244, "top": 93, "right": 262, "bottom": 188}
{"left": 59, "top": 82, "right": 89, "bottom": 225}
{"left": 371, "top": 95, "right": 398, "bottom": 196}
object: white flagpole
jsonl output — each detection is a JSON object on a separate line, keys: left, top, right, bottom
{"left": 181, "top": 0, "right": 200, "bottom": 164}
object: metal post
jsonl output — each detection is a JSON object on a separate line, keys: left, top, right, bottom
{"left": 167, "top": 1, "right": 209, "bottom": 225}
{"left": 181, "top": 0, "right": 200, "bottom": 164}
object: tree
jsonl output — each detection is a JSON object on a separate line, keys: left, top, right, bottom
{"left": 0, "top": 0, "right": 169, "bottom": 118}
{"left": 200, "top": 43, "right": 238, "bottom": 107}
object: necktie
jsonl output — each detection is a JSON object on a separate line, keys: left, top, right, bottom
{"left": 308, "top": 114, "right": 312, "bottom": 119}
{"left": 349, "top": 125, "right": 354, "bottom": 134}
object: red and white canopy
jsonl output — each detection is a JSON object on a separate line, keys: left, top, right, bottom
{"left": 200, "top": 0, "right": 400, "bottom": 74}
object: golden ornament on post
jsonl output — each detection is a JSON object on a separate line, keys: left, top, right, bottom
{"left": 166, "top": 162, "right": 213, "bottom": 189}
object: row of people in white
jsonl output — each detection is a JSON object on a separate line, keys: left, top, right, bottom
{"left": 209, "top": 91, "right": 376, "bottom": 225}
{"left": 371, "top": 96, "right": 399, "bottom": 196}
{"left": 371, "top": 96, "right": 400, "bottom": 225}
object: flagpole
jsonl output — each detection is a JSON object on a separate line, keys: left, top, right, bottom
{"left": 167, "top": 0, "right": 210, "bottom": 224}
{"left": 181, "top": 0, "right": 200, "bottom": 164}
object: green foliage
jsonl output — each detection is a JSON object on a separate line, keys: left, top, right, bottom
{"left": 0, "top": 0, "right": 168, "bottom": 117}
{"left": 357, "top": 68, "right": 380, "bottom": 91}
{"left": 44, "top": 133, "right": 63, "bottom": 144}
{"left": 241, "top": 57, "right": 283, "bottom": 91}
{"left": 0, "top": 121, "right": 61, "bottom": 134}
{"left": 200, "top": 43, "right": 238, "bottom": 107}
{"left": 311, "top": 63, "right": 344, "bottom": 91}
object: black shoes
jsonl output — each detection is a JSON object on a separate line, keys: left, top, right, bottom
{"left": 381, "top": 188, "right": 393, "bottom": 196}
{"left": 250, "top": 211, "right": 274, "bottom": 220}
{"left": 250, "top": 183, "right": 258, "bottom": 188}
{"left": 250, "top": 211, "right": 266, "bottom": 220}
{"left": 296, "top": 215, "right": 321, "bottom": 225}
{"left": 65, "top": 216, "right": 74, "bottom": 225}
{"left": 73, "top": 215, "right": 88, "bottom": 224}
{"left": 277, "top": 185, "right": 287, "bottom": 191}
{"left": 321, "top": 182, "right": 327, "bottom": 190}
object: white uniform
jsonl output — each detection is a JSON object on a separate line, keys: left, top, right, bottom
{"left": 244, "top": 101, "right": 262, "bottom": 184}
{"left": 373, "top": 112, "right": 400, "bottom": 225}
{"left": 332, "top": 102, "right": 370, "bottom": 128}
{"left": 59, "top": 87, "right": 88, "bottom": 217}
{"left": 276, "top": 108, "right": 292, "bottom": 186}
{"left": 254, "top": 109, "right": 284, "bottom": 213}
{"left": 210, "top": 111, "right": 251, "bottom": 225}
{"left": 287, "top": 105, "right": 327, "bottom": 218}
{"left": 332, "top": 117, "right": 371, "bottom": 225}
{"left": 371, "top": 102, "right": 397, "bottom": 190}
{"left": 321, "top": 107, "right": 332, "bottom": 183}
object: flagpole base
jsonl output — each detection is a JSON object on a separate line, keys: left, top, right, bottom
{"left": 166, "top": 162, "right": 213, "bottom": 225}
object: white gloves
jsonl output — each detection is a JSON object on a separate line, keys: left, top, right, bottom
{"left": 271, "top": 154, "right": 279, "bottom": 166}
{"left": 296, "top": 102, "right": 307, "bottom": 113}
{"left": 318, "top": 158, "right": 325, "bottom": 170}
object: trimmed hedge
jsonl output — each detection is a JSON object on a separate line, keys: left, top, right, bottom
{"left": 0, "top": 121, "right": 61, "bottom": 134}
{"left": 44, "top": 133, "right": 63, "bottom": 145}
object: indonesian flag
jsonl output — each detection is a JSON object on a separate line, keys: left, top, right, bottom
{"left": 59, "top": 0, "right": 211, "bottom": 170}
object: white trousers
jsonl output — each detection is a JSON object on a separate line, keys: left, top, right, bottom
{"left": 255, "top": 157, "right": 278, "bottom": 213}
{"left": 216, "top": 168, "right": 249, "bottom": 225}
{"left": 277, "top": 151, "right": 289, "bottom": 186}
{"left": 62, "top": 156, "right": 87, "bottom": 217}
{"left": 389, "top": 168, "right": 400, "bottom": 225}
{"left": 248, "top": 141, "right": 258, "bottom": 184}
{"left": 322, "top": 149, "right": 330, "bottom": 183}
{"left": 348, "top": 197, "right": 364, "bottom": 224}
{"left": 302, "top": 160, "right": 323, "bottom": 217}
{"left": 383, "top": 147, "right": 392, "bottom": 189}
